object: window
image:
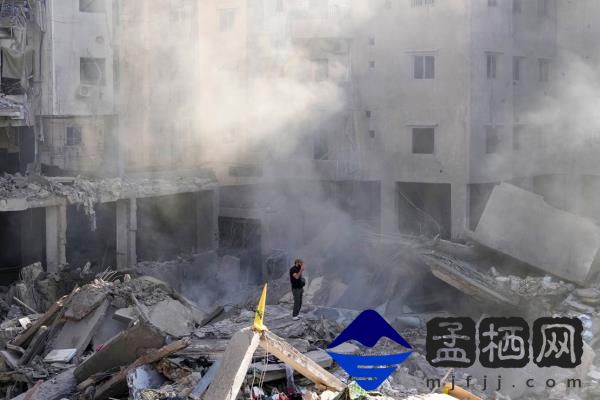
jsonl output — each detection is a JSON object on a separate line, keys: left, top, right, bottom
{"left": 79, "top": 0, "right": 105, "bottom": 13}
{"left": 513, "top": 57, "right": 522, "bottom": 81}
{"left": 486, "top": 53, "right": 497, "bottom": 79}
{"left": 538, "top": 0, "right": 548, "bottom": 17}
{"left": 314, "top": 59, "right": 328, "bottom": 81}
{"left": 412, "top": 127, "right": 435, "bottom": 154}
{"left": 485, "top": 127, "right": 501, "bottom": 153}
{"left": 513, "top": 125, "right": 525, "bottom": 150}
{"left": 66, "top": 127, "right": 82, "bottom": 146}
{"left": 513, "top": 0, "right": 522, "bottom": 13}
{"left": 414, "top": 55, "right": 435, "bottom": 79}
{"left": 314, "top": 134, "right": 328, "bottom": 160}
{"left": 219, "top": 9, "right": 236, "bottom": 32}
{"left": 276, "top": 0, "right": 284, "bottom": 13}
{"left": 80, "top": 58, "right": 106, "bottom": 85}
{"left": 411, "top": 0, "right": 435, "bottom": 7}
{"left": 539, "top": 59, "right": 550, "bottom": 82}
{"left": 488, "top": 0, "right": 497, "bottom": 7}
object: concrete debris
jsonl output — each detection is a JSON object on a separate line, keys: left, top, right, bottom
{"left": 470, "top": 183, "right": 600, "bottom": 285}
{"left": 1, "top": 232, "right": 599, "bottom": 400}
{"left": 0, "top": 173, "right": 215, "bottom": 229}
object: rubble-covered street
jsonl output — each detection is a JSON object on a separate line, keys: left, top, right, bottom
{"left": 1, "top": 0, "right": 600, "bottom": 399}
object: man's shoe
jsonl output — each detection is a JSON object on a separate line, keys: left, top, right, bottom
{"left": 292, "top": 316, "right": 299, "bottom": 321}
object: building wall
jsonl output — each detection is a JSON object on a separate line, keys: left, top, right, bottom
{"left": 41, "top": 0, "right": 115, "bottom": 117}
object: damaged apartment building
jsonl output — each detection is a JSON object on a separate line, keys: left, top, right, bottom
{"left": 212, "top": 0, "right": 600, "bottom": 279}
{"left": 0, "top": 0, "right": 218, "bottom": 283}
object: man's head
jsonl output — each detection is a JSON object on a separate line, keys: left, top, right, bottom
{"left": 294, "top": 259, "right": 305, "bottom": 270}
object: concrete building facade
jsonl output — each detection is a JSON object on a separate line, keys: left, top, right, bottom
{"left": 0, "top": 0, "right": 219, "bottom": 282}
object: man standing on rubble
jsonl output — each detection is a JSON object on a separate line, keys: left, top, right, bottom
{"left": 290, "top": 259, "right": 306, "bottom": 320}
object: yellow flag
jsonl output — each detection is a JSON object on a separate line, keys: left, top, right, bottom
{"left": 253, "top": 283, "right": 268, "bottom": 332}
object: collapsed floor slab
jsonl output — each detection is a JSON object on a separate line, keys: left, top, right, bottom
{"left": 470, "top": 183, "right": 600, "bottom": 285}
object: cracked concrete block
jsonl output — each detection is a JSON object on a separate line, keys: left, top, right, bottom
{"left": 147, "top": 299, "right": 195, "bottom": 338}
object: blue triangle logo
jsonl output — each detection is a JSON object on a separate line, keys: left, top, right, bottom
{"left": 327, "top": 310, "right": 412, "bottom": 391}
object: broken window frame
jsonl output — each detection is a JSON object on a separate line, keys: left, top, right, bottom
{"left": 412, "top": 126, "right": 435, "bottom": 154}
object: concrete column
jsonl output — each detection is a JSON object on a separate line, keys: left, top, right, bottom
{"left": 451, "top": 183, "right": 469, "bottom": 240}
{"left": 195, "top": 188, "right": 219, "bottom": 252}
{"left": 46, "top": 204, "right": 66, "bottom": 272}
{"left": 380, "top": 179, "right": 400, "bottom": 234}
{"left": 116, "top": 198, "right": 137, "bottom": 270}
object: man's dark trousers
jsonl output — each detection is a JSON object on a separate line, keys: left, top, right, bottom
{"left": 292, "top": 288, "right": 303, "bottom": 317}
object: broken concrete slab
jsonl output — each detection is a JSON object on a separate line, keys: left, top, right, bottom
{"left": 471, "top": 183, "right": 600, "bottom": 284}
{"left": 202, "top": 328, "right": 260, "bottom": 400}
{"left": 189, "top": 359, "right": 221, "bottom": 400}
{"left": 147, "top": 299, "right": 195, "bottom": 337}
{"left": 423, "top": 253, "right": 519, "bottom": 306}
{"left": 74, "top": 321, "right": 166, "bottom": 382}
{"left": 44, "top": 348, "right": 77, "bottom": 363}
{"left": 50, "top": 298, "right": 110, "bottom": 360}
{"left": 0, "top": 350, "right": 20, "bottom": 370}
{"left": 113, "top": 307, "right": 137, "bottom": 323}
{"left": 63, "top": 287, "right": 107, "bottom": 321}
{"left": 94, "top": 338, "right": 190, "bottom": 400}
{"left": 11, "top": 368, "right": 76, "bottom": 400}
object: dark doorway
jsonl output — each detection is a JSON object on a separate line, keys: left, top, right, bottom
{"left": 218, "top": 217, "right": 262, "bottom": 284}
{"left": 66, "top": 203, "right": 116, "bottom": 271}
{"left": 396, "top": 182, "right": 451, "bottom": 238}
{"left": 0, "top": 209, "right": 45, "bottom": 284}
{"left": 137, "top": 194, "right": 198, "bottom": 262}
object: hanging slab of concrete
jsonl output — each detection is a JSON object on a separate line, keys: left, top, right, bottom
{"left": 201, "top": 328, "right": 260, "bottom": 400}
{"left": 50, "top": 298, "right": 110, "bottom": 360}
{"left": 74, "top": 321, "right": 166, "bottom": 382}
{"left": 471, "top": 183, "right": 600, "bottom": 284}
{"left": 11, "top": 368, "right": 76, "bottom": 400}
